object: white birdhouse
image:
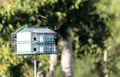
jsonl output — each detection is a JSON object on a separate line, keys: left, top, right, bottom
{"left": 13, "top": 27, "right": 56, "bottom": 54}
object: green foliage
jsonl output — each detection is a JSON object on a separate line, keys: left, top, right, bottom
{"left": 1, "top": 0, "right": 120, "bottom": 77}
{"left": 95, "top": 0, "right": 120, "bottom": 77}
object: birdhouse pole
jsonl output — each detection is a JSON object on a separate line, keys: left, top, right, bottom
{"left": 34, "top": 54, "right": 37, "bottom": 77}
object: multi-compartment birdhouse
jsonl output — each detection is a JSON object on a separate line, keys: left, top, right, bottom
{"left": 13, "top": 27, "right": 56, "bottom": 54}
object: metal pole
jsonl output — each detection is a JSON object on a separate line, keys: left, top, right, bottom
{"left": 34, "top": 54, "right": 37, "bottom": 77}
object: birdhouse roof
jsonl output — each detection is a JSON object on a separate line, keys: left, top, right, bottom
{"left": 15, "top": 27, "right": 55, "bottom": 34}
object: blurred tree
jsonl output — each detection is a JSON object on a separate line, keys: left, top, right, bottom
{"left": 96, "top": 0, "right": 120, "bottom": 77}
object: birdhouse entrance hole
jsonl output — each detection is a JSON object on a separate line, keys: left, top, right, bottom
{"left": 34, "top": 37, "right": 37, "bottom": 41}
{"left": 34, "top": 48, "right": 36, "bottom": 51}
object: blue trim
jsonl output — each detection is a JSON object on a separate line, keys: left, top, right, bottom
{"left": 13, "top": 41, "right": 55, "bottom": 44}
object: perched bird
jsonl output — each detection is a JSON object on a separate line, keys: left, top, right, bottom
{"left": 54, "top": 26, "right": 59, "bottom": 46}
{"left": 36, "top": 15, "right": 47, "bottom": 21}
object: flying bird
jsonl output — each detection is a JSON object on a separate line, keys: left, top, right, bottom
{"left": 36, "top": 15, "right": 47, "bottom": 21}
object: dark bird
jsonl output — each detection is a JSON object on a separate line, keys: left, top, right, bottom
{"left": 36, "top": 15, "right": 47, "bottom": 21}
{"left": 54, "top": 26, "right": 59, "bottom": 46}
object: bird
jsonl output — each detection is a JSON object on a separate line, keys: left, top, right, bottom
{"left": 54, "top": 26, "right": 59, "bottom": 46}
{"left": 36, "top": 15, "right": 47, "bottom": 21}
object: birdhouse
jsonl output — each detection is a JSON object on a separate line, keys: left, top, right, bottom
{"left": 13, "top": 27, "right": 56, "bottom": 54}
